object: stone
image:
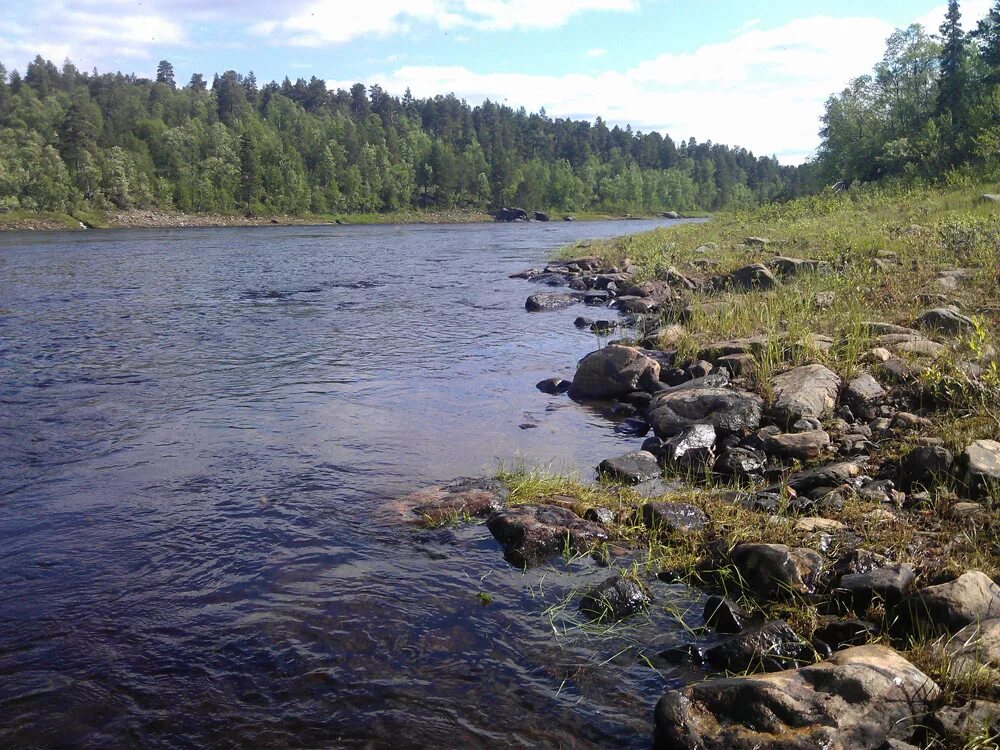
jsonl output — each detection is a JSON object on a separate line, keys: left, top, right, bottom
{"left": 794, "top": 517, "right": 846, "bottom": 534}
{"left": 731, "top": 543, "right": 824, "bottom": 599}
{"left": 715, "top": 352, "right": 755, "bottom": 376}
{"left": 916, "top": 306, "right": 975, "bottom": 336}
{"left": 943, "top": 618, "right": 1000, "bottom": 679}
{"left": 770, "top": 364, "right": 842, "bottom": 426}
{"left": 569, "top": 344, "right": 662, "bottom": 400}
{"left": 786, "top": 461, "right": 863, "bottom": 494}
{"left": 614, "top": 417, "right": 650, "bottom": 437}
{"left": 405, "top": 477, "right": 509, "bottom": 524}
{"left": 639, "top": 502, "right": 709, "bottom": 533}
{"left": 813, "top": 618, "right": 879, "bottom": 651}
{"left": 579, "top": 574, "right": 651, "bottom": 621}
{"left": 895, "top": 339, "right": 946, "bottom": 357}
{"left": 763, "top": 430, "right": 831, "bottom": 461}
{"left": 891, "top": 412, "right": 931, "bottom": 431}
{"left": 728, "top": 263, "right": 780, "bottom": 291}
{"left": 703, "top": 595, "right": 749, "bottom": 633}
{"left": 949, "top": 501, "right": 988, "bottom": 523}
{"left": 837, "top": 564, "right": 916, "bottom": 614}
{"left": 963, "top": 439, "right": 1000, "bottom": 500}
{"left": 648, "top": 387, "right": 763, "bottom": 438}
{"left": 770, "top": 256, "right": 826, "bottom": 277}
{"left": 878, "top": 358, "right": 921, "bottom": 383}
{"left": 486, "top": 504, "right": 608, "bottom": 567}
{"left": 931, "top": 701, "right": 1000, "bottom": 746}
{"left": 704, "top": 620, "right": 815, "bottom": 673}
{"left": 842, "top": 374, "right": 887, "bottom": 422}
{"left": 897, "top": 445, "right": 954, "bottom": 491}
{"left": 583, "top": 506, "right": 615, "bottom": 525}
{"left": 661, "top": 424, "right": 717, "bottom": 468}
{"left": 685, "top": 360, "right": 713, "bottom": 379}
{"left": 653, "top": 645, "right": 940, "bottom": 750}
{"left": 791, "top": 417, "right": 823, "bottom": 433}
{"left": 573, "top": 315, "right": 594, "bottom": 328}
{"left": 525, "top": 292, "right": 578, "bottom": 311}
{"left": 536, "top": 377, "right": 571, "bottom": 394}
{"left": 597, "top": 451, "right": 662, "bottom": 484}
{"left": 744, "top": 236, "right": 771, "bottom": 247}
{"left": 899, "top": 571, "right": 1000, "bottom": 633}
{"left": 714, "top": 448, "right": 766, "bottom": 479}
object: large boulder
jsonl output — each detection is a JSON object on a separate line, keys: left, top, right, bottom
{"left": 898, "top": 571, "right": 1000, "bottom": 633}
{"left": 653, "top": 645, "right": 940, "bottom": 750}
{"left": 770, "top": 364, "right": 842, "bottom": 426}
{"left": 486, "top": 505, "right": 608, "bottom": 567}
{"left": 569, "top": 344, "right": 662, "bottom": 400}
{"left": 962, "top": 439, "right": 1000, "bottom": 500}
{"left": 647, "top": 387, "right": 763, "bottom": 439}
{"left": 731, "top": 543, "right": 824, "bottom": 599}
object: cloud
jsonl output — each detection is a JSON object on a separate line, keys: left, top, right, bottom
{"left": 916, "top": 0, "right": 991, "bottom": 32}
{"left": 586, "top": 47, "right": 607, "bottom": 58}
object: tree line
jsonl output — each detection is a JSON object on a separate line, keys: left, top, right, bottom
{"left": 816, "top": 0, "right": 1000, "bottom": 184}
{"left": 0, "top": 56, "right": 807, "bottom": 218}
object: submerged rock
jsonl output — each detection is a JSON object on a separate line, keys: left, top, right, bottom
{"left": 569, "top": 344, "right": 662, "bottom": 400}
{"left": 653, "top": 645, "right": 940, "bottom": 750}
{"left": 579, "top": 574, "right": 651, "bottom": 621}
{"left": 406, "top": 477, "right": 509, "bottom": 524}
{"left": 535, "top": 377, "right": 571, "bottom": 394}
{"left": 486, "top": 504, "right": 608, "bottom": 567}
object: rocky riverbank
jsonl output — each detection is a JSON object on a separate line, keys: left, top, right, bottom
{"left": 398, "top": 188, "right": 1000, "bottom": 749}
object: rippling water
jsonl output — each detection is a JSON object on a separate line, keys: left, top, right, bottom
{"left": 0, "top": 220, "right": 706, "bottom": 749}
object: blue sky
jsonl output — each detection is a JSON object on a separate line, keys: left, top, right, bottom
{"left": 1, "top": 1, "right": 993, "bottom": 163}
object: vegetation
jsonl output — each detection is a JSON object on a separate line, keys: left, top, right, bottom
{"left": 0, "top": 57, "right": 804, "bottom": 223}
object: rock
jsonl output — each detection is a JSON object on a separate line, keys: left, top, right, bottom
{"left": 963, "top": 439, "right": 1000, "bottom": 500}
{"left": 837, "top": 564, "right": 916, "bottom": 614}
{"left": 639, "top": 502, "right": 709, "bottom": 533}
{"left": 589, "top": 319, "right": 615, "bottom": 334}
{"left": 878, "top": 358, "right": 920, "bottom": 383}
{"left": 406, "top": 477, "right": 509, "bottom": 524}
{"left": 842, "top": 374, "right": 886, "bottom": 422}
{"left": 648, "top": 387, "right": 763, "bottom": 438}
{"left": 814, "top": 290, "right": 836, "bottom": 308}
{"left": 787, "top": 461, "right": 863, "bottom": 494}
{"left": 977, "top": 193, "right": 1000, "bottom": 204}
{"left": 897, "top": 445, "right": 954, "bottom": 490}
{"left": 715, "top": 352, "right": 755, "bottom": 376}
{"left": 614, "top": 417, "right": 650, "bottom": 437}
{"left": 744, "top": 236, "right": 771, "bottom": 247}
{"left": 536, "top": 377, "right": 571, "bottom": 394}
{"left": 573, "top": 315, "right": 594, "bottom": 328}
{"left": 895, "top": 338, "right": 946, "bottom": 357}
{"left": 899, "top": 571, "right": 1000, "bottom": 633}
{"left": 916, "top": 306, "right": 975, "bottom": 336}
{"left": 662, "top": 210, "right": 681, "bottom": 219}
{"left": 792, "top": 417, "right": 823, "bottom": 433}
{"left": 728, "top": 263, "right": 781, "bottom": 291}
{"left": 731, "top": 543, "right": 824, "bottom": 599}
{"left": 714, "top": 448, "right": 766, "bottom": 479}
{"left": 598, "top": 451, "right": 661, "bottom": 484}
{"left": 495, "top": 207, "right": 529, "bottom": 222}
{"left": 614, "top": 296, "right": 660, "bottom": 314}
{"left": 891, "top": 412, "right": 931, "bottom": 431}
{"left": 486, "top": 504, "right": 608, "bottom": 567}
{"left": 770, "top": 256, "right": 826, "bottom": 277}
{"left": 931, "top": 700, "right": 1000, "bottom": 746}
{"left": 579, "top": 574, "right": 650, "bottom": 621}
{"left": 525, "top": 293, "right": 578, "bottom": 312}
{"left": 944, "top": 618, "right": 1000, "bottom": 679}
{"left": 703, "top": 595, "right": 749, "bottom": 633}
{"left": 794, "top": 517, "right": 846, "bottom": 535}
{"left": 653, "top": 645, "right": 939, "bottom": 750}
{"left": 583, "top": 506, "right": 615, "bottom": 525}
{"left": 661, "top": 424, "right": 717, "bottom": 468}
{"left": 763, "top": 430, "right": 831, "bottom": 461}
{"left": 533, "top": 211, "right": 550, "bottom": 222}
{"left": 569, "top": 344, "right": 662, "bottom": 400}
{"left": 949, "top": 501, "right": 988, "bottom": 523}
{"left": 685, "top": 360, "right": 713, "bottom": 379}
{"left": 813, "top": 618, "right": 879, "bottom": 651}
{"left": 704, "top": 620, "right": 815, "bottom": 673}
{"left": 770, "top": 364, "right": 842, "bottom": 426}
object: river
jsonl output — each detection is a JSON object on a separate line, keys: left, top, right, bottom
{"left": 0, "top": 219, "right": 705, "bottom": 749}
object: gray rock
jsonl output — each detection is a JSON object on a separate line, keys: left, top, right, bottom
{"left": 583, "top": 506, "right": 615, "bottom": 525}
{"left": 895, "top": 338, "right": 946, "bottom": 357}
{"left": 763, "top": 430, "right": 831, "bottom": 460}
{"left": 878, "top": 358, "right": 921, "bottom": 383}
{"left": 963, "top": 439, "right": 1000, "bottom": 500}
{"left": 704, "top": 620, "right": 815, "bottom": 673}
{"left": 899, "top": 571, "right": 1000, "bottom": 633}
{"left": 486, "top": 504, "right": 608, "bottom": 567}
{"left": 813, "top": 618, "right": 879, "bottom": 651}
{"left": 703, "top": 595, "right": 749, "bottom": 633}
{"left": 536, "top": 377, "right": 571, "bottom": 394}
{"left": 943, "top": 618, "right": 1000, "bottom": 678}
{"left": 770, "top": 364, "right": 843, "bottom": 426}
{"left": 714, "top": 447, "right": 766, "bottom": 479}
{"left": 838, "top": 564, "right": 916, "bottom": 614}
{"left": 770, "top": 256, "right": 827, "bottom": 277}
{"left": 639, "top": 502, "right": 709, "bottom": 533}
{"left": 930, "top": 700, "right": 1000, "bottom": 746}
{"left": 744, "top": 236, "right": 771, "bottom": 247}
{"left": 573, "top": 315, "right": 594, "bottom": 328}
{"left": 598, "top": 451, "right": 661, "bottom": 484}
{"left": 662, "top": 424, "right": 717, "bottom": 468}
{"left": 715, "top": 352, "right": 755, "bottom": 376}
{"left": 653, "top": 645, "right": 940, "bottom": 750}
{"left": 525, "top": 292, "right": 578, "bottom": 311}
{"left": 406, "top": 477, "right": 510, "bottom": 524}
{"left": 579, "top": 574, "right": 651, "bottom": 621}
{"left": 897, "top": 445, "right": 953, "bottom": 491}
{"left": 648, "top": 387, "right": 763, "bottom": 438}
{"left": 569, "top": 344, "right": 662, "bottom": 400}
{"left": 916, "top": 306, "right": 975, "bottom": 335}
{"left": 842, "top": 374, "right": 887, "bottom": 422}
{"left": 731, "top": 543, "right": 824, "bottom": 599}
{"left": 728, "top": 263, "right": 781, "bottom": 291}
{"left": 792, "top": 417, "right": 823, "bottom": 432}
{"left": 787, "top": 461, "right": 863, "bottom": 494}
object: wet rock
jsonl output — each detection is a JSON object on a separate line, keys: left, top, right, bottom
{"left": 770, "top": 364, "right": 842, "bottom": 426}
{"left": 569, "top": 344, "right": 662, "bottom": 400}
{"left": 648, "top": 387, "right": 763, "bottom": 438}
{"left": 731, "top": 543, "right": 824, "bottom": 599}
{"left": 639, "top": 502, "right": 709, "bottom": 533}
{"left": 727, "top": 263, "right": 781, "bottom": 291}
{"left": 916, "top": 306, "right": 975, "bottom": 335}
{"left": 614, "top": 417, "right": 650, "bottom": 437}
{"left": 714, "top": 448, "right": 766, "bottom": 479}
{"left": 525, "top": 293, "right": 578, "bottom": 312}
{"left": 582, "top": 289, "right": 611, "bottom": 305}
{"left": 530, "top": 272, "right": 570, "bottom": 287}
{"left": 704, "top": 620, "right": 815, "bottom": 673}
{"left": 589, "top": 319, "right": 616, "bottom": 335}
{"left": 832, "top": 549, "right": 891, "bottom": 580}
{"left": 579, "top": 574, "right": 651, "bottom": 621}
{"left": 703, "top": 595, "right": 749, "bottom": 633}
{"left": 786, "top": 461, "right": 863, "bottom": 494}
{"left": 930, "top": 701, "right": 1000, "bottom": 746}
{"left": 842, "top": 374, "right": 887, "bottom": 422}
{"left": 662, "top": 424, "right": 717, "bottom": 468}
{"left": 583, "top": 506, "right": 615, "bottom": 525}
{"left": 407, "top": 477, "right": 509, "bottom": 524}
{"left": 899, "top": 571, "right": 1000, "bottom": 633}
{"left": 837, "top": 564, "right": 916, "bottom": 614}
{"left": 897, "top": 445, "right": 953, "bottom": 491}
{"left": 573, "top": 315, "right": 594, "bottom": 328}
{"left": 763, "top": 430, "right": 831, "bottom": 461}
{"left": 598, "top": 451, "right": 661, "bottom": 484}
{"left": 813, "top": 618, "right": 879, "bottom": 651}
{"left": 653, "top": 645, "right": 940, "bottom": 750}
{"left": 536, "top": 377, "right": 571, "bottom": 394}
{"left": 615, "top": 296, "right": 660, "bottom": 314}
{"left": 963, "top": 439, "right": 1000, "bottom": 500}
{"left": 486, "top": 504, "right": 608, "bottom": 567}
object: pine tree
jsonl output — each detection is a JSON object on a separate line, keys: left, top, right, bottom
{"left": 156, "top": 60, "right": 175, "bottom": 88}
{"left": 975, "top": 0, "right": 1000, "bottom": 82}
{"left": 937, "top": 0, "right": 967, "bottom": 121}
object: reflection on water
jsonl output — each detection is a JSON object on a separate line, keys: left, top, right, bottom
{"left": 0, "top": 219, "right": 703, "bottom": 748}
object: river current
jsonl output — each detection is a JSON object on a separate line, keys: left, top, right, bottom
{"left": 0, "top": 219, "right": 705, "bottom": 749}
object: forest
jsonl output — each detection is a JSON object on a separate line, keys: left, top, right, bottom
{"left": 0, "top": 57, "right": 804, "bottom": 219}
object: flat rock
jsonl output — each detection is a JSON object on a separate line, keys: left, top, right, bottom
{"left": 787, "top": 461, "right": 863, "bottom": 493}
{"left": 639, "top": 502, "right": 709, "bottom": 533}
{"left": 525, "top": 292, "right": 579, "bottom": 311}
{"left": 569, "top": 344, "right": 662, "bottom": 400}
{"left": 648, "top": 387, "right": 763, "bottom": 438}
{"left": 653, "top": 645, "right": 940, "bottom": 750}
{"left": 406, "top": 477, "right": 509, "bottom": 524}
{"left": 899, "top": 571, "right": 1000, "bottom": 633}
{"left": 770, "top": 364, "right": 842, "bottom": 426}
{"left": 763, "top": 430, "right": 830, "bottom": 460}
{"left": 598, "top": 450, "right": 661, "bottom": 484}
{"left": 916, "top": 306, "right": 975, "bottom": 335}
{"left": 794, "top": 516, "right": 846, "bottom": 534}
{"left": 486, "top": 504, "right": 608, "bottom": 567}
{"left": 963, "top": 439, "right": 1000, "bottom": 499}
{"left": 579, "top": 574, "right": 651, "bottom": 621}
{"left": 731, "top": 543, "right": 824, "bottom": 599}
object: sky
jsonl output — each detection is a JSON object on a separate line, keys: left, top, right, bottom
{"left": 0, "top": 1, "right": 995, "bottom": 164}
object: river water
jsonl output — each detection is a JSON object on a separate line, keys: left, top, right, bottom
{"left": 0, "top": 219, "right": 705, "bottom": 749}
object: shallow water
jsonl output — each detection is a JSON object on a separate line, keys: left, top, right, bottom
{"left": 0, "top": 219, "right": 706, "bottom": 749}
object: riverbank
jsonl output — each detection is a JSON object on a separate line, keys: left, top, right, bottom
{"left": 0, "top": 206, "right": 694, "bottom": 231}
{"left": 400, "top": 184, "right": 1000, "bottom": 749}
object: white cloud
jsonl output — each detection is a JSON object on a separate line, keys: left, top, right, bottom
{"left": 586, "top": 47, "right": 607, "bottom": 58}
{"left": 916, "top": 0, "right": 990, "bottom": 32}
